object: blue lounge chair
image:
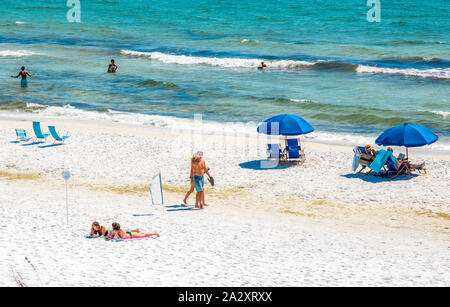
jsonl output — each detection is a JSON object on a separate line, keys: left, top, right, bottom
{"left": 369, "top": 149, "right": 391, "bottom": 175}
{"left": 48, "top": 126, "right": 70, "bottom": 143}
{"left": 286, "top": 138, "right": 302, "bottom": 151}
{"left": 15, "top": 129, "right": 32, "bottom": 142}
{"left": 284, "top": 138, "right": 305, "bottom": 165}
{"left": 369, "top": 150, "right": 410, "bottom": 179}
{"left": 385, "top": 153, "right": 425, "bottom": 179}
{"left": 357, "top": 146, "right": 367, "bottom": 155}
{"left": 32, "top": 121, "right": 50, "bottom": 142}
{"left": 385, "top": 153, "right": 400, "bottom": 174}
{"left": 267, "top": 144, "right": 283, "bottom": 160}
{"left": 355, "top": 145, "right": 375, "bottom": 174}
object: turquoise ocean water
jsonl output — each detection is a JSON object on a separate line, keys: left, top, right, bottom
{"left": 0, "top": 1, "right": 449, "bottom": 145}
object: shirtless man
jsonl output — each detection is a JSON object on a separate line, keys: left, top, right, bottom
{"left": 11, "top": 66, "right": 33, "bottom": 87}
{"left": 108, "top": 59, "right": 118, "bottom": 73}
{"left": 190, "top": 151, "right": 212, "bottom": 209}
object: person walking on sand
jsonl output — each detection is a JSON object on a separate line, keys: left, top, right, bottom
{"left": 183, "top": 152, "right": 214, "bottom": 206}
{"left": 190, "top": 151, "right": 213, "bottom": 209}
{"left": 11, "top": 66, "right": 33, "bottom": 87}
{"left": 108, "top": 59, "right": 118, "bottom": 73}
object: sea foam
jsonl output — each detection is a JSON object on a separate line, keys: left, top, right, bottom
{"left": 356, "top": 65, "right": 450, "bottom": 79}
{"left": 5, "top": 103, "right": 449, "bottom": 152}
{"left": 120, "top": 50, "right": 316, "bottom": 69}
{"left": 0, "top": 50, "right": 37, "bottom": 57}
{"left": 121, "top": 50, "right": 450, "bottom": 79}
{"left": 428, "top": 110, "right": 450, "bottom": 118}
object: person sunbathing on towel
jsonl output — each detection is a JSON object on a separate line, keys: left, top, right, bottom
{"left": 90, "top": 221, "right": 139, "bottom": 238}
{"left": 110, "top": 222, "right": 160, "bottom": 240}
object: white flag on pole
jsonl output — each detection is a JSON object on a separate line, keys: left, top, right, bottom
{"left": 150, "top": 171, "right": 164, "bottom": 206}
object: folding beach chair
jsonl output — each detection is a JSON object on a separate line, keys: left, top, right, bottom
{"left": 32, "top": 121, "right": 50, "bottom": 142}
{"left": 284, "top": 138, "right": 306, "bottom": 165}
{"left": 357, "top": 146, "right": 367, "bottom": 154}
{"left": 48, "top": 126, "right": 70, "bottom": 143}
{"left": 267, "top": 144, "right": 284, "bottom": 161}
{"left": 286, "top": 138, "right": 302, "bottom": 151}
{"left": 369, "top": 149, "right": 392, "bottom": 175}
{"left": 15, "top": 129, "right": 32, "bottom": 142}
{"left": 354, "top": 146, "right": 373, "bottom": 174}
{"left": 384, "top": 153, "right": 401, "bottom": 177}
{"left": 379, "top": 152, "right": 413, "bottom": 179}
{"left": 285, "top": 149, "right": 305, "bottom": 165}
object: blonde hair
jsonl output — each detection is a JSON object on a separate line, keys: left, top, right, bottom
{"left": 91, "top": 221, "right": 100, "bottom": 234}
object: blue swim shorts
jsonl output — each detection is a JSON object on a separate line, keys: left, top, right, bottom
{"left": 193, "top": 175, "right": 204, "bottom": 192}
{"left": 21, "top": 79, "right": 28, "bottom": 87}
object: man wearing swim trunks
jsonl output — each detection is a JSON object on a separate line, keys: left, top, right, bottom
{"left": 190, "top": 151, "right": 212, "bottom": 209}
{"left": 108, "top": 59, "right": 118, "bottom": 73}
{"left": 11, "top": 66, "right": 33, "bottom": 87}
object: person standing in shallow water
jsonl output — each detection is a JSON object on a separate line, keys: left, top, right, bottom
{"left": 11, "top": 66, "right": 33, "bottom": 87}
{"left": 108, "top": 59, "right": 118, "bottom": 73}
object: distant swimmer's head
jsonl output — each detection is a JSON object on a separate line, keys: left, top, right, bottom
{"left": 111, "top": 59, "right": 115, "bottom": 64}
{"left": 387, "top": 147, "right": 393, "bottom": 152}
{"left": 112, "top": 222, "right": 121, "bottom": 231}
{"left": 21, "top": 66, "right": 25, "bottom": 71}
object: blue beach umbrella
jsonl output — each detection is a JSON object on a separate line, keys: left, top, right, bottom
{"left": 257, "top": 114, "right": 314, "bottom": 136}
{"left": 375, "top": 123, "right": 438, "bottom": 159}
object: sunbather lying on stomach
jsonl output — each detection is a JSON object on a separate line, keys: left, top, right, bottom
{"left": 110, "top": 222, "right": 160, "bottom": 239}
{"left": 90, "top": 221, "right": 139, "bottom": 238}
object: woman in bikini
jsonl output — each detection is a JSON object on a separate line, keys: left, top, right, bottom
{"left": 90, "top": 221, "right": 139, "bottom": 238}
{"left": 110, "top": 222, "right": 160, "bottom": 240}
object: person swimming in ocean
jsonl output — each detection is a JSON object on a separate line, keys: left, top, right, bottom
{"left": 258, "top": 61, "right": 267, "bottom": 70}
{"left": 11, "top": 66, "right": 33, "bottom": 87}
{"left": 108, "top": 59, "right": 118, "bottom": 73}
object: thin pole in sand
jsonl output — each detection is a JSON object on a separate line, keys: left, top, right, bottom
{"left": 159, "top": 170, "right": 165, "bottom": 215}
{"left": 62, "top": 170, "right": 71, "bottom": 226}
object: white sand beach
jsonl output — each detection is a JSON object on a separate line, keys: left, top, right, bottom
{"left": 0, "top": 112, "right": 449, "bottom": 287}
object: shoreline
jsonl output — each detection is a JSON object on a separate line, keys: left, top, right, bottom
{"left": 2, "top": 109, "right": 450, "bottom": 158}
